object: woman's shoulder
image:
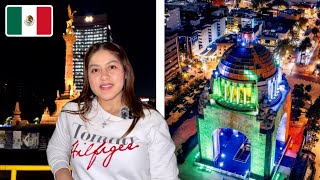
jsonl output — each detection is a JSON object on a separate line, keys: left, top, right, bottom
{"left": 142, "top": 108, "right": 166, "bottom": 126}
{"left": 61, "top": 101, "right": 81, "bottom": 111}
{"left": 143, "top": 108, "right": 162, "bottom": 118}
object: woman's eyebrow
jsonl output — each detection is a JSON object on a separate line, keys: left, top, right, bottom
{"left": 88, "top": 64, "right": 99, "bottom": 68}
{"left": 105, "top": 60, "right": 120, "bottom": 64}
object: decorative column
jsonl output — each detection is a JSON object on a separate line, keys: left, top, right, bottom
{"left": 251, "top": 84, "right": 256, "bottom": 104}
{"left": 271, "top": 79, "right": 274, "bottom": 99}
{"left": 237, "top": 84, "right": 240, "bottom": 104}
{"left": 230, "top": 83, "right": 234, "bottom": 103}
{"left": 218, "top": 77, "right": 222, "bottom": 96}
{"left": 214, "top": 77, "right": 220, "bottom": 96}
{"left": 244, "top": 84, "right": 247, "bottom": 104}
{"left": 221, "top": 79, "right": 224, "bottom": 98}
{"left": 62, "top": 33, "right": 76, "bottom": 96}
{"left": 277, "top": 66, "right": 282, "bottom": 84}
{"left": 268, "top": 80, "right": 272, "bottom": 100}
{"left": 239, "top": 84, "right": 244, "bottom": 104}
{"left": 224, "top": 80, "right": 227, "bottom": 100}
{"left": 41, "top": 4, "right": 80, "bottom": 125}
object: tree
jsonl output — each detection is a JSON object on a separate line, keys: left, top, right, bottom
{"left": 289, "top": 28, "right": 300, "bottom": 45}
{"left": 292, "top": 84, "right": 304, "bottom": 97}
{"left": 33, "top": 117, "right": 40, "bottom": 124}
{"left": 291, "top": 108, "right": 302, "bottom": 120}
{"left": 181, "top": 59, "right": 191, "bottom": 67}
{"left": 311, "top": 27, "right": 319, "bottom": 37}
{"left": 292, "top": 98, "right": 305, "bottom": 109}
{"left": 298, "top": 17, "right": 308, "bottom": 30}
{"left": 276, "top": 39, "right": 295, "bottom": 57}
{"left": 4, "top": 116, "right": 12, "bottom": 125}
{"left": 305, "top": 84, "right": 312, "bottom": 92}
{"left": 305, "top": 93, "right": 312, "bottom": 102}
{"left": 291, "top": 84, "right": 312, "bottom": 120}
{"left": 306, "top": 96, "right": 320, "bottom": 122}
{"left": 192, "top": 60, "right": 203, "bottom": 70}
{"left": 165, "top": 82, "right": 176, "bottom": 94}
{"left": 306, "top": 96, "right": 320, "bottom": 133}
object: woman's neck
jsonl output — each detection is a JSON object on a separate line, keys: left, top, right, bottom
{"left": 97, "top": 98, "right": 123, "bottom": 117}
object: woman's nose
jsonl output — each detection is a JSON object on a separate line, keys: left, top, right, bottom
{"left": 100, "top": 70, "right": 110, "bottom": 80}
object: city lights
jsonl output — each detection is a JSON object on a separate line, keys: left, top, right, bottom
{"left": 84, "top": 16, "right": 94, "bottom": 22}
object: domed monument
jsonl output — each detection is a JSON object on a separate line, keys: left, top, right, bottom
{"left": 195, "top": 27, "right": 291, "bottom": 179}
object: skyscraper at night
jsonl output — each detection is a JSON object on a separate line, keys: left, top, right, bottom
{"left": 72, "top": 13, "right": 112, "bottom": 91}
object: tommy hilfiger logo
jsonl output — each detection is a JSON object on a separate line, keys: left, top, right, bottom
{"left": 71, "top": 123, "right": 139, "bottom": 170}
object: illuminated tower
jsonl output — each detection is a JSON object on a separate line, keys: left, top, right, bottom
{"left": 11, "top": 102, "right": 29, "bottom": 126}
{"left": 72, "top": 13, "right": 111, "bottom": 91}
{"left": 62, "top": 30, "right": 76, "bottom": 95}
{"left": 195, "top": 27, "right": 291, "bottom": 179}
{"left": 40, "top": 4, "right": 80, "bottom": 124}
{"left": 11, "top": 102, "right": 21, "bottom": 125}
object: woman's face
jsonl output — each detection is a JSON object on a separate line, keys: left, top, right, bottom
{"left": 88, "top": 49, "right": 125, "bottom": 105}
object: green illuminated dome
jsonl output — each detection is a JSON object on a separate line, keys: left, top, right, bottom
{"left": 212, "top": 27, "right": 281, "bottom": 111}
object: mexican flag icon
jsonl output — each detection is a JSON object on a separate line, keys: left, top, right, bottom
{"left": 5, "top": 5, "right": 53, "bottom": 37}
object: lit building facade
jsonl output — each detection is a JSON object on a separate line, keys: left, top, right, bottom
{"left": 165, "top": 31, "right": 181, "bottom": 82}
{"left": 216, "top": 34, "right": 237, "bottom": 60}
{"left": 227, "top": 8, "right": 256, "bottom": 34}
{"left": 195, "top": 27, "right": 291, "bottom": 179}
{"left": 73, "top": 14, "right": 111, "bottom": 91}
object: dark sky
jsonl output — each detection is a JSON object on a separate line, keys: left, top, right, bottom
{"left": 0, "top": 0, "right": 156, "bottom": 99}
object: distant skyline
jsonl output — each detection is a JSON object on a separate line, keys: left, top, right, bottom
{"left": 0, "top": 0, "right": 156, "bottom": 120}
{"left": 0, "top": 0, "right": 155, "bottom": 97}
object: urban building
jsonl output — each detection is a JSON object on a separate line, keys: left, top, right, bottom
{"left": 165, "top": 7, "right": 182, "bottom": 31}
{"left": 165, "top": 31, "right": 181, "bottom": 82}
{"left": 227, "top": 8, "right": 257, "bottom": 33}
{"left": 278, "top": 9, "right": 305, "bottom": 21}
{"left": 177, "top": 26, "right": 197, "bottom": 60}
{"left": 215, "top": 34, "right": 237, "bottom": 58}
{"left": 72, "top": 13, "right": 112, "bottom": 91}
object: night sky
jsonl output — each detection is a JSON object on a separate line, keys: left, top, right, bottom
{"left": 0, "top": 0, "right": 156, "bottom": 120}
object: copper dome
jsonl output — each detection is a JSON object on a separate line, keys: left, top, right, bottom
{"left": 217, "top": 39, "right": 277, "bottom": 81}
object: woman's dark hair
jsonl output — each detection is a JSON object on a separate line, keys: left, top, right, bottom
{"left": 64, "top": 42, "right": 153, "bottom": 137}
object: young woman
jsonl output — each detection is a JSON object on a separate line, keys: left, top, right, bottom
{"left": 46, "top": 42, "right": 180, "bottom": 180}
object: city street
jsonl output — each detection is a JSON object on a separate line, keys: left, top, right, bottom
{"left": 286, "top": 76, "right": 320, "bottom": 179}
{"left": 282, "top": 38, "right": 320, "bottom": 84}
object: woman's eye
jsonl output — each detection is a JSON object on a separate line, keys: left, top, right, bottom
{"left": 91, "top": 69, "right": 99, "bottom": 73}
{"left": 109, "top": 65, "right": 117, "bottom": 70}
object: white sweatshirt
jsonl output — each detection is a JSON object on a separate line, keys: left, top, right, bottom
{"left": 46, "top": 99, "right": 180, "bottom": 180}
